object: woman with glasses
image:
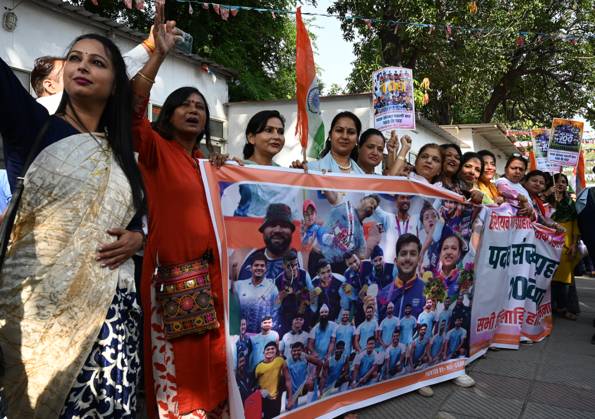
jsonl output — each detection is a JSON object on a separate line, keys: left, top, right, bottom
{"left": 495, "top": 154, "right": 533, "bottom": 217}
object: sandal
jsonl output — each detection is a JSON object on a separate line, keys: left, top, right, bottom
{"left": 564, "top": 312, "right": 578, "bottom": 321}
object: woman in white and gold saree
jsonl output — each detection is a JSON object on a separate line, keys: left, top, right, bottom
{"left": 0, "top": 34, "right": 145, "bottom": 418}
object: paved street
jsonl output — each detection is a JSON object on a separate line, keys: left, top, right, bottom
{"left": 358, "top": 277, "right": 595, "bottom": 419}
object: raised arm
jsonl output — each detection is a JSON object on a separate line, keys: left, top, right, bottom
{"left": 0, "top": 57, "right": 50, "bottom": 149}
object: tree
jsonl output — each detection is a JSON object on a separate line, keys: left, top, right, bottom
{"left": 69, "top": 0, "right": 312, "bottom": 101}
{"left": 329, "top": 0, "right": 595, "bottom": 126}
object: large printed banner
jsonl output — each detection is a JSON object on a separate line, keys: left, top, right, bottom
{"left": 372, "top": 67, "right": 416, "bottom": 131}
{"left": 201, "top": 163, "right": 477, "bottom": 419}
{"left": 470, "top": 207, "right": 564, "bottom": 354}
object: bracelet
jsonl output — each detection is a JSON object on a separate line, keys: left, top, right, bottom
{"left": 397, "top": 155, "right": 406, "bottom": 161}
{"left": 142, "top": 39, "right": 155, "bottom": 53}
{"left": 136, "top": 71, "right": 155, "bottom": 85}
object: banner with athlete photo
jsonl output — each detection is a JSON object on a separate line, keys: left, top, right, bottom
{"left": 547, "top": 118, "right": 585, "bottom": 167}
{"left": 470, "top": 207, "right": 563, "bottom": 355}
{"left": 531, "top": 129, "right": 560, "bottom": 173}
{"left": 200, "top": 163, "right": 482, "bottom": 419}
{"left": 372, "top": 67, "right": 416, "bottom": 131}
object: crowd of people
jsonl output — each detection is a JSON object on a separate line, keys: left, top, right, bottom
{"left": 0, "top": 7, "right": 591, "bottom": 419}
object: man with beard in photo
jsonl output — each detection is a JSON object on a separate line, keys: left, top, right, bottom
{"left": 308, "top": 304, "right": 337, "bottom": 360}
{"left": 361, "top": 245, "right": 395, "bottom": 288}
{"left": 233, "top": 203, "right": 301, "bottom": 281}
{"left": 310, "top": 259, "right": 350, "bottom": 324}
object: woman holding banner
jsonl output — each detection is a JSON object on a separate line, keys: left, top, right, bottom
{"left": 305, "top": 111, "right": 365, "bottom": 174}
{"left": 356, "top": 128, "right": 386, "bottom": 175}
{"left": 496, "top": 154, "right": 534, "bottom": 217}
{"left": 131, "top": 11, "right": 228, "bottom": 418}
{"left": 550, "top": 173, "right": 581, "bottom": 321}
{"left": 477, "top": 150, "right": 503, "bottom": 204}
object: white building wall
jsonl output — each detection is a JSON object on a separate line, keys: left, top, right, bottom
{"left": 227, "top": 95, "right": 457, "bottom": 167}
{"left": 0, "top": 0, "right": 229, "bottom": 122}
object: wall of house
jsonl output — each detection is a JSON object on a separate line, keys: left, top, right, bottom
{"left": 227, "top": 94, "right": 457, "bottom": 167}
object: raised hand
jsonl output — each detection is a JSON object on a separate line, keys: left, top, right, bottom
{"left": 153, "top": 2, "right": 182, "bottom": 57}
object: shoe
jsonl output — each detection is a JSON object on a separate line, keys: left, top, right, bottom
{"left": 521, "top": 338, "right": 534, "bottom": 344}
{"left": 454, "top": 373, "right": 475, "bottom": 388}
{"left": 417, "top": 386, "right": 434, "bottom": 397}
{"left": 564, "top": 312, "right": 578, "bottom": 321}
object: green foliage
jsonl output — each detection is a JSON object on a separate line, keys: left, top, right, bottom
{"left": 68, "top": 0, "right": 310, "bottom": 101}
{"left": 330, "top": 0, "right": 595, "bottom": 126}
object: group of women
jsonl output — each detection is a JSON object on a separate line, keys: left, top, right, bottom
{"left": 0, "top": 7, "right": 582, "bottom": 418}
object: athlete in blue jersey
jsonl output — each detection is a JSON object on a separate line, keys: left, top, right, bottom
{"left": 354, "top": 305, "right": 379, "bottom": 352}
{"left": 308, "top": 304, "right": 337, "bottom": 359}
{"left": 383, "top": 330, "right": 407, "bottom": 379}
{"left": 446, "top": 317, "right": 467, "bottom": 359}
{"left": 275, "top": 250, "right": 313, "bottom": 335}
{"left": 285, "top": 341, "right": 322, "bottom": 410}
{"left": 320, "top": 340, "right": 350, "bottom": 394}
{"left": 333, "top": 310, "right": 356, "bottom": 357}
{"left": 377, "top": 302, "right": 400, "bottom": 349}
{"left": 429, "top": 320, "right": 447, "bottom": 364}
{"left": 343, "top": 251, "right": 369, "bottom": 325}
{"left": 399, "top": 304, "right": 417, "bottom": 346}
{"left": 437, "top": 297, "right": 453, "bottom": 332}
{"left": 409, "top": 324, "right": 430, "bottom": 369}
{"left": 249, "top": 316, "right": 280, "bottom": 373}
{"left": 417, "top": 299, "right": 437, "bottom": 336}
{"left": 377, "top": 234, "right": 426, "bottom": 320}
{"left": 351, "top": 337, "right": 381, "bottom": 388}
{"left": 310, "top": 259, "right": 349, "bottom": 323}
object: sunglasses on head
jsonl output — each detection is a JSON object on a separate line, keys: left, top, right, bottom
{"left": 511, "top": 152, "right": 528, "bottom": 161}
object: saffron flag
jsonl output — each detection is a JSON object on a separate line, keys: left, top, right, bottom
{"left": 295, "top": 7, "right": 325, "bottom": 159}
{"left": 575, "top": 150, "right": 586, "bottom": 193}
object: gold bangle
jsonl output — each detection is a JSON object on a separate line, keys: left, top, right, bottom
{"left": 136, "top": 71, "right": 155, "bottom": 84}
{"left": 142, "top": 39, "right": 156, "bottom": 53}
{"left": 397, "top": 155, "right": 406, "bottom": 161}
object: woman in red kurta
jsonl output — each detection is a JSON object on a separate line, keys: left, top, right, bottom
{"left": 131, "top": 15, "right": 228, "bottom": 417}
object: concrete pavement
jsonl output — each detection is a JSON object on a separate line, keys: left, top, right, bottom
{"left": 358, "top": 277, "right": 595, "bottom": 419}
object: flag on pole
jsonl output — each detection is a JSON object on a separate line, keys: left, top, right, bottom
{"left": 575, "top": 150, "right": 586, "bottom": 193}
{"left": 295, "top": 7, "right": 325, "bottom": 159}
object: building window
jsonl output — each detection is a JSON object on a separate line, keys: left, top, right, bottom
{"left": 209, "top": 119, "right": 224, "bottom": 139}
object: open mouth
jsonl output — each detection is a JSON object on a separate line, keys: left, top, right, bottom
{"left": 185, "top": 116, "right": 200, "bottom": 124}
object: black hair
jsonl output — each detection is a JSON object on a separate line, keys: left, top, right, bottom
{"left": 319, "top": 111, "right": 361, "bottom": 160}
{"left": 440, "top": 233, "right": 465, "bottom": 257}
{"left": 56, "top": 34, "right": 145, "bottom": 211}
{"left": 317, "top": 258, "right": 331, "bottom": 273}
{"left": 440, "top": 143, "right": 462, "bottom": 159}
{"left": 414, "top": 143, "right": 442, "bottom": 181}
{"left": 261, "top": 315, "right": 273, "bottom": 323}
{"left": 283, "top": 249, "right": 298, "bottom": 264}
{"left": 554, "top": 172, "right": 569, "bottom": 185}
{"left": 31, "top": 55, "right": 63, "bottom": 97}
{"left": 363, "top": 194, "right": 381, "bottom": 206}
{"left": 477, "top": 149, "right": 496, "bottom": 163}
{"left": 242, "top": 110, "right": 285, "bottom": 160}
{"left": 290, "top": 341, "right": 304, "bottom": 349}
{"left": 419, "top": 202, "right": 438, "bottom": 228}
{"left": 343, "top": 250, "right": 356, "bottom": 260}
{"left": 335, "top": 340, "right": 346, "bottom": 348}
{"left": 504, "top": 155, "right": 528, "bottom": 170}
{"left": 251, "top": 251, "right": 267, "bottom": 265}
{"left": 396, "top": 233, "right": 422, "bottom": 255}
{"left": 458, "top": 151, "right": 485, "bottom": 177}
{"left": 358, "top": 128, "right": 385, "bottom": 147}
{"left": 152, "top": 86, "right": 212, "bottom": 152}
{"left": 523, "top": 170, "right": 547, "bottom": 183}
{"left": 264, "top": 341, "right": 277, "bottom": 350}
{"left": 367, "top": 336, "right": 376, "bottom": 343}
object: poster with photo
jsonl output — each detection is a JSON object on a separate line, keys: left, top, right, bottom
{"left": 547, "top": 118, "right": 584, "bottom": 167}
{"left": 531, "top": 129, "right": 561, "bottom": 172}
{"left": 372, "top": 67, "right": 416, "bottom": 131}
{"left": 201, "top": 164, "right": 479, "bottom": 419}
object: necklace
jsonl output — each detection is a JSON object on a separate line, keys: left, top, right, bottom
{"left": 331, "top": 151, "right": 352, "bottom": 171}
